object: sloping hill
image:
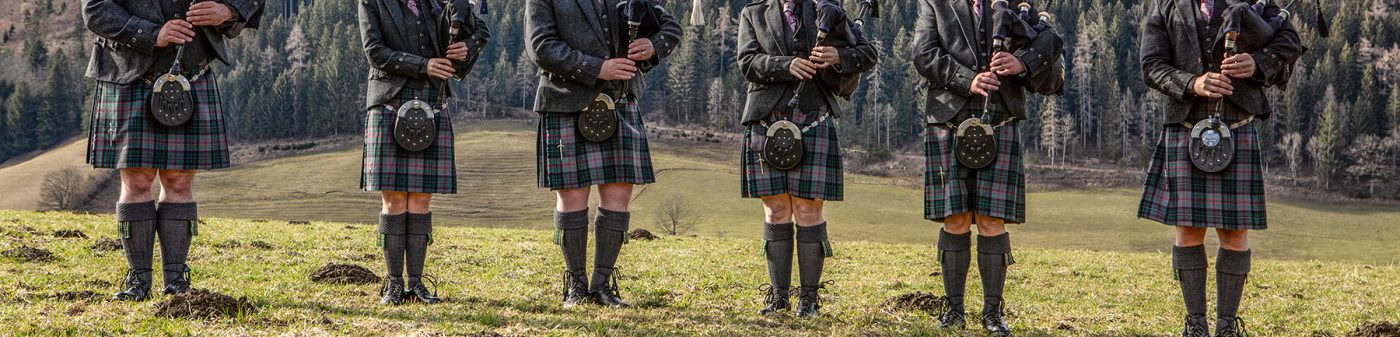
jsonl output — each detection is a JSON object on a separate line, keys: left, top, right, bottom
{"left": 1, "top": 210, "right": 1397, "bottom": 336}
{"left": 0, "top": 137, "right": 102, "bottom": 210}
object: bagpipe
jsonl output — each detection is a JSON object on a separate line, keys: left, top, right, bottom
{"left": 1185, "top": 0, "right": 1328, "bottom": 173}
{"left": 394, "top": 0, "right": 491, "bottom": 152}
{"left": 952, "top": 0, "right": 1057, "bottom": 170}
{"left": 762, "top": 0, "right": 878, "bottom": 171}
{"left": 577, "top": 0, "right": 676, "bottom": 143}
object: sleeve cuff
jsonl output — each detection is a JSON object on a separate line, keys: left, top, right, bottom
{"left": 573, "top": 56, "right": 604, "bottom": 87}
{"left": 649, "top": 36, "right": 674, "bottom": 59}
{"left": 766, "top": 56, "right": 797, "bottom": 82}
{"left": 946, "top": 65, "right": 978, "bottom": 96}
{"left": 1250, "top": 51, "right": 1282, "bottom": 82}
{"left": 219, "top": 0, "right": 261, "bottom": 24}
{"left": 120, "top": 16, "right": 162, "bottom": 55}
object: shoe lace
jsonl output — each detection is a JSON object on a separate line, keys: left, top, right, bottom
{"left": 758, "top": 284, "right": 785, "bottom": 305}
{"left": 417, "top": 274, "right": 440, "bottom": 297}
{"left": 1219, "top": 317, "right": 1248, "bottom": 337}
{"left": 800, "top": 281, "right": 833, "bottom": 309}
{"left": 604, "top": 269, "right": 624, "bottom": 298}
{"left": 1183, "top": 315, "right": 1209, "bottom": 337}
{"left": 381, "top": 277, "right": 403, "bottom": 295}
{"left": 119, "top": 268, "right": 152, "bottom": 288}
{"left": 982, "top": 299, "right": 1007, "bottom": 324}
{"left": 165, "top": 263, "right": 192, "bottom": 286}
{"left": 561, "top": 271, "right": 586, "bottom": 300}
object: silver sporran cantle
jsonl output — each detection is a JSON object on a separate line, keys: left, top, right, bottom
{"left": 954, "top": 117, "right": 998, "bottom": 169}
{"left": 578, "top": 93, "right": 619, "bottom": 143}
{"left": 393, "top": 100, "right": 438, "bottom": 152}
{"left": 762, "top": 120, "right": 805, "bottom": 171}
{"left": 1188, "top": 115, "right": 1235, "bottom": 173}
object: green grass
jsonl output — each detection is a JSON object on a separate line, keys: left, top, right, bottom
{"left": 190, "top": 121, "right": 1400, "bottom": 265}
{"left": 1, "top": 210, "right": 1396, "bottom": 336}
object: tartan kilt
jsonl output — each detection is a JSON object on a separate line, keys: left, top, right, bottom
{"left": 1138, "top": 102, "right": 1266, "bottom": 230}
{"left": 86, "top": 77, "right": 230, "bottom": 170}
{"left": 923, "top": 106, "right": 1026, "bottom": 224}
{"left": 360, "top": 84, "right": 457, "bottom": 194}
{"left": 536, "top": 101, "right": 654, "bottom": 190}
{"left": 740, "top": 110, "right": 843, "bottom": 201}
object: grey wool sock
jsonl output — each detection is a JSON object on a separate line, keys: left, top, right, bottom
{"left": 795, "top": 223, "right": 831, "bottom": 289}
{"left": 555, "top": 209, "right": 590, "bottom": 279}
{"left": 591, "top": 208, "right": 630, "bottom": 291}
{"left": 155, "top": 202, "right": 197, "bottom": 285}
{"left": 977, "top": 232, "right": 1013, "bottom": 313}
{"left": 1216, "top": 248, "right": 1252, "bottom": 319}
{"left": 117, "top": 202, "right": 158, "bottom": 277}
{"left": 379, "top": 213, "right": 408, "bottom": 279}
{"left": 405, "top": 212, "right": 433, "bottom": 279}
{"left": 938, "top": 229, "right": 972, "bottom": 307}
{"left": 1173, "top": 244, "right": 1209, "bottom": 316}
{"left": 763, "top": 222, "right": 796, "bottom": 290}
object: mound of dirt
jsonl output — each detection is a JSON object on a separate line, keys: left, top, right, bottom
{"left": 90, "top": 238, "right": 122, "bottom": 252}
{"left": 466, "top": 332, "right": 505, "bottom": 337}
{"left": 309, "top": 263, "right": 381, "bottom": 285}
{"left": 212, "top": 240, "right": 243, "bottom": 249}
{"left": 3, "top": 246, "right": 55, "bottom": 262}
{"left": 881, "top": 292, "right": 947, "bottom": 316}
{"left": 52, "top": 230, "right": 87, "bottom": 238}
{"left": 154, "top": 289, "right": 257, "bottom": 319}
{"left": 1350, "top": 321, "right": 1400, "bottom": 337}
{"left": 629, "top": 229, "right": 658, "bottom": 241}
{"left": 248, "top": 241, "right": 274, "bottom": 249}
{"left": 51, "top": 290, "right": 100, "bottom": 301}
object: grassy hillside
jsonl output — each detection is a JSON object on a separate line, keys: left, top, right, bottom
{"left": 1, "top": 210, "right": 1397, "bottom": 336}
{"left": 188, "top": 121, "right": 1400, "bottom": 265}
{"left": 0, "top": 137, "right": 100, "bottom": 211}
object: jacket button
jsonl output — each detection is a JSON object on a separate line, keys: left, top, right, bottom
{"left": 138, "top": 29, "right": 144, "bottom": 33}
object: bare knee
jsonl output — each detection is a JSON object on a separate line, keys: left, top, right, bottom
{"left": 157, "top": 170, "right": 196, "bottom": 202}
{"left": 1216, "top": 229, "right": 1250, "bottom": 250}
{"left": 119, "top": 168, "right": 158, "bottom": 203}
{"left": 975, "top": 216, "right": 1007, "bottom": 236}
{"left": 597, "top": 183, "right": 633, "bottom": 212}
{"left": 792, "top": 198, "right": 824, "bottom": 226}
{"left": 1175, "top": 226, "right": 1209, "bottom": 246}
{"left": 381, "top": 192, "right": 409, "bottom": 214}
{"left": 942, "top": 212, "right": 973, "bottom": 234}
{"left": 762, "top": 196, "right": 793, "bottom": 224}
{"left": 555, "top": 188, "right": 591, "bottom": 213}
{"left": 407, "top": 193, "right": 432, "bottom": 213}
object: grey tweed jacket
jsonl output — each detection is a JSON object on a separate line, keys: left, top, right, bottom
{"left": 525, "top": 0, "right": 683, "bottom": 113}
{"left": 83, "top": 0, "right": 264, "bottom": 84}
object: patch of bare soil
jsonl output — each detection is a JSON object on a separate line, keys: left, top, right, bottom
{"left": 50, "top": 290, "right": 100, "bottom": 301}
{"left": 466, "top": 332, "right": 505, "bottom": 337}
{"left": 52, "top": 229, "right": 87, "bottom": 238}
{"left": 249, "top": 240, "right": 275, "bottom": 249}
{"left": 212, "top": 240, "right": 243, "bottom": 249}
{"left": 880, "top": 292, "right": 948, "bottom": 316}
{"left": 628, "top": 229, "right": 658, "bottom": 241}
{"left": 154, "top": 289, "right": 257, "bottom": 319}
{"left": 1350, "top": 322, "right": 1400, "bottom": 337}
{"left": 89, "top": 238, "right": 122, "bottom": 252}
{"left": 309, "top": 263, "right": 381, "bottom": 285}
{"left": 2, "top": 246, "right": 55, "bottom": 262}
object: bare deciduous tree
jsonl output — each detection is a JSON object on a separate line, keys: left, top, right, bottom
{"left": 40, "top": 166, "right": 90, "bottom": 211}
{"left": 1279, "top": 132, "right": 1304, "bottom": 178}
{"left": 652, "top": 194, "right": 699, "bottom": 236}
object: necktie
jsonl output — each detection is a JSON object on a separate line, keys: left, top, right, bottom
{"left": 1201, "top": 0, "right": 1213, "bottom": 21}
{"left": 972, "top": 0, "right": 983, "bottom": 18}
{"left": 783, "top": 0, "right": 798, "bottom": 32}
{"left": 406, "top": 0, "right": 420, "bottom": 16}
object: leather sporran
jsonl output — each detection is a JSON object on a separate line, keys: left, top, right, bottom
{"left": 1188, "top": 116, "right": 1235, "bottom": 173}
{"left": 150, "top": 73, "right": 194, "bottom": 127}
{"left": 762, "top": 120, "right": 805, "bottom": 171}
{"left": 578, "top": 93, "right": 619, "bottom": 142}
{"left": 954, "top": 118, "right": 998, "bottom": 169}
{"left": 393, "top": 100, "right": 438, "bottom": 152}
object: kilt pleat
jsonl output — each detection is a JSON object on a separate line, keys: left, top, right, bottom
{"left": 86, "top": 77, "right": 230, "bottom": 170}
{"left": 360, "top": 84, "right": 457, "bottom": 194}
{"left": 536, "top": 101, "right": 654, "bottom": 190}
{"left": 923, "top": 107, "right": 1026, "bottom": 224}
{"left": 740, "top": 110, "right": 843, "bottom": 201}
{"left": 1137, "top": 103, "right": 1266, "bottom": 230}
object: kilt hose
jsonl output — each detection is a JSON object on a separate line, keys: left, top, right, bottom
{"left": 361, "top": 84, "right": 457, "bottom": 194}
{"left": 740, "top": 109, "right": 844, "bottom": 201}
{"left": 86, "top": 77, "right": 230, "bottom": 170}
{"left": 536, "top": 101, "right": 655, "bottom": 190}
{"left": 1138, "top": 102, "right": 1267, "bottom": 230}
{"left": 923, "top": 106, "right": 1026, "bottom": 224}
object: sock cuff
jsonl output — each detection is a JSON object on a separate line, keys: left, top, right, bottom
{"left": 594, "top": 208, "right": 631, "bottom": 232}
{"left": 938, "top": 230, "right": 972, "bottom": 251}
{"left": 795, "top": 222, "right": 828, "bottom": 243}
{"left": 763, "top": 222, "right": 795, "bottom": 241}
{"left": 554, "top": 209, "right": 589, "bottom": 230}
{"left": 1172, "top": 245, "right": 1208, "bottom": 270}
{"left": 115, "top": 201, "right": 157, "bottom": 222}
{"left": 378, "top": 213, "right": 408, "bottom": 235}
{"left": 406, "top": 212, "right": 433, "bottom": 234}
{"left": 976, "top": 232, "right": 1011, "bottom": 254}
{"left": 1216, "top": 248, "right": 1252, "bottom": 275}
{"left": 156, "top": 202, "right": 198, "bottom": 221}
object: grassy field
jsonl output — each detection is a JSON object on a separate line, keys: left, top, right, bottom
{"left": 182, "top": 121, "right": 1400, "bottom": 265}
{"left": 2, "top": 210, "right": 1397, "bottom": 336}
